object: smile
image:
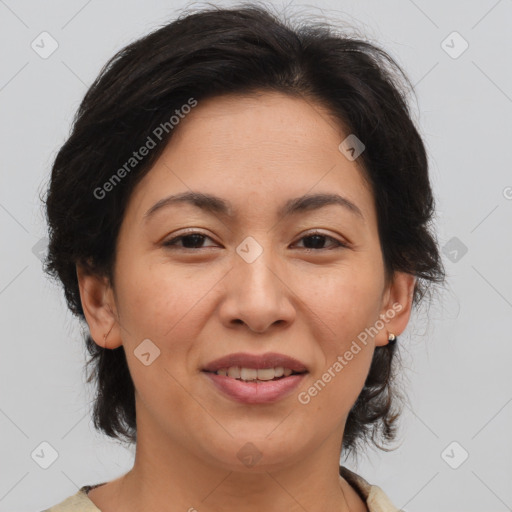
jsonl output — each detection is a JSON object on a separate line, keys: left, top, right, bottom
{"left": 211, "top": 366, "right": 304, "bottom": 381}
{"left": 203, "top": 370, "right": 307, "bottom": 404}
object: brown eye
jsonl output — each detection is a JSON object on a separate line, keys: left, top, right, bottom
{"left": 163, "top": 232, "right": 217, "bottom": 249}
{"left": 294, "top": 233, "right": 347, "bottom": 250}
{"left": 162, "top": 231, "right": 347, "bottom": 251}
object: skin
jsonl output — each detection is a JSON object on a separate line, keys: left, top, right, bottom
{"left": 77, "top": 91, "right": 416, "bottom": 512}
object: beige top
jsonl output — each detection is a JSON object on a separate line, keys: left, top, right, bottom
{"left": 41, "top": 465, "right": 404, "bottom": 512}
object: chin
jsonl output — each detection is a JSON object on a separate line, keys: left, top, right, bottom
{"left": 197, "top": 435, "right": 306, "bottom": 474}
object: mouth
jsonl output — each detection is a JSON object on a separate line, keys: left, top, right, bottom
{"left": 201, "top": 352, "right": 309, "bottom": 403}
{"left": 202, "top": 366, "right": 307, "bottom": 382}
{"left": 202, "top": 351, "right": 309, "bottom": 379}
{"left": 202, "top": 368, "right": 308, "bottom": 404}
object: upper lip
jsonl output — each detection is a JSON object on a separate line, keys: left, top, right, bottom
{"left": 202, "top": 352, "right": 309, "bottom": 373}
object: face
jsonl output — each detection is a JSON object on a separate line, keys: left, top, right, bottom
{"left": 79, "top": 91, "right": 415, "bottom": 473}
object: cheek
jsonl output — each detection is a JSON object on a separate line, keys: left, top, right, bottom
{"left": 300, "top": 270, "right": 380, "bottom": 401}
{"left": 116, "top": 261, "right": 209, "bottom": 416}
{"left": 303, "top": 265, "right": 383, "bottom": 333}
{"left": 300, "top": 324, "right": 376, "bottom": 423}
{"left": 117, "top": 258, "right": 217, "bottom": 340}
{"left": 114, "top": 261, "right": 222, "bottom": 398}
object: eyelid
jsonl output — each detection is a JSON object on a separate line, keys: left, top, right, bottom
{"left": 162, "top": 229, "right": 349, "bottom": 250}
{"left": 293, "top": 230, "right": 349, "bottom": 249}
{"left": 162, "top": 228, "right": 218, "bottom": 247}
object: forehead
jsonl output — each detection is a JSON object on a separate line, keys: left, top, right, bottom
{"left": 171, "top": 91, "right": 350, "bottom": 159}
{"left": 125, "top": 91, "right": 376, "bottom": 227}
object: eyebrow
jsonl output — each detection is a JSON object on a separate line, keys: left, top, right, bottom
{"left": 143, "top": 191, "right": 364, "bottom": 222}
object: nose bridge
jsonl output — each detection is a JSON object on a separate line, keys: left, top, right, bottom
{"left": 223, "top": 234, "right": 295, "bottom": 332}
{"left": 235, "top": 235, "right": 280, "bottom": 300}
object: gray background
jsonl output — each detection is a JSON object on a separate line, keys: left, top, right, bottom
{"left": 1, "top": 0, "right": 511, "bottom": 511}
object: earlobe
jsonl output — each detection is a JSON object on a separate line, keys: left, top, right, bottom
{"left": 76, "top": 264, "right": 123, "bottom": 349}
{"left": 375, "top": 272, "right": 416, "bottom": 347}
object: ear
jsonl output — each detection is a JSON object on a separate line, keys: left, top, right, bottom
{"left": 76, "top": 264, "right": 122, "bottom": 349}
{"left": 374, "top": 271, "right": 416, "bottom": 347}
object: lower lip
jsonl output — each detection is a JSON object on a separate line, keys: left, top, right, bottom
{"left": 203, "top": 371, "right": 307, "bottom": 404}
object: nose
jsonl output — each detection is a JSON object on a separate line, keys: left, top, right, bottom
{"left": 218, "top": 244, "right": 296, "bottom": 334}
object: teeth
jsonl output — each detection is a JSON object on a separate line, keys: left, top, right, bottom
{"left": 227, "top": 367, "right": 240, "bottom": 379}
{"left": 215, "top": 366, "right": 296, "bottom": 381}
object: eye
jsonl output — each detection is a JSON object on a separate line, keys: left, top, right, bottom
{"left": 293, "top": 231, "right": 348, "bottom": 251}
{"left": 162, "top": 230, "right": 347, "bottom": 251}
{"left": 163, "top": 231, "right": 217, "bottom": 249}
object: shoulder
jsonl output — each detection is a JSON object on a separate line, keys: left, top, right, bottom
{"left": 40, "top": 484, "right": 104, "bottom": 512}
{"left": 340, "top": 465, "right": 405, "bottom": 512}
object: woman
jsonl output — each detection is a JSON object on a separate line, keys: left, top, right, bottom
{"left": 41, "top": 4, "right": 445, "bottom": 511}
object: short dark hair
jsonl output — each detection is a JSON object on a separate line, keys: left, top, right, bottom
{"left": 43, "top": 2, "right": 446, "bottom": 458}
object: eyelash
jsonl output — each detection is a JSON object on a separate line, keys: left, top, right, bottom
{"left": 162, "top": 230, "right": 348, "bottom": 252}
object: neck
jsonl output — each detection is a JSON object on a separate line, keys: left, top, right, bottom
{"left": 110, "top": 417, "right": 358, "bottom": 511}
